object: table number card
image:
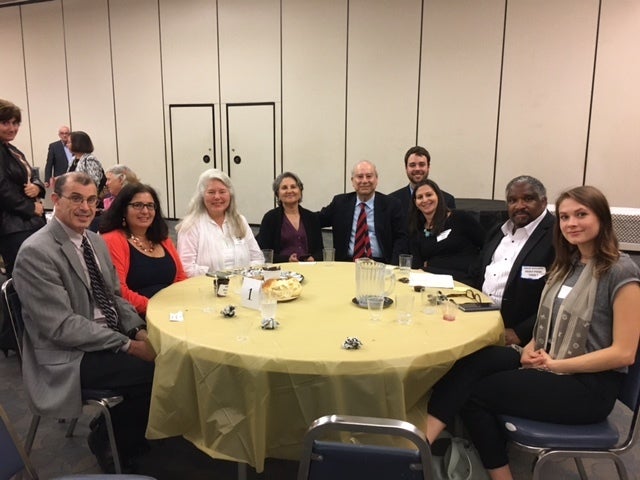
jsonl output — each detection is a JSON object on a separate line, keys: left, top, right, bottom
{"left": 240, "top": 277, "right": 263, "bottom": 310}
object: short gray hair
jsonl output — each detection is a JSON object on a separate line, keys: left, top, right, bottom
{"left": 350, "top": 160, "right": 378, "bottom": 178}
{"left": 105, "top": 164, "right": 139, "bottom": 186}
{"left": 505, "top": 175, "right": 546, "bottom": 200}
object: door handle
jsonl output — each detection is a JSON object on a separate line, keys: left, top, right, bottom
{"left": 203, "top": 155, "right": 211, "bottom": 164}
{"left": 233, "top": 155, "right": 242, "bottom": 165}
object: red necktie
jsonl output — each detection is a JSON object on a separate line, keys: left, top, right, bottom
{"left": 353, "top": 203, "right": 372, "bottom": 259}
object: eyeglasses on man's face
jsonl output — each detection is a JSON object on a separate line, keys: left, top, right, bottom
{"left": 61, "top": 194, "right": 99, "bottom": 207}
{"left": 128, "top": 202, "right": 156, "bottom": 211}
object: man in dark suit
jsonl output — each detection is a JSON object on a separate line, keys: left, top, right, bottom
{"left": 44, "top": 125, "right": 73, "bottom": 187}
{"left": 13, "top": 172, "right": 155, "bottom": 472}
{"left": 390, "top": 146, "right": 456, "bottom": 213}
{"left": 472, "top": 175, "right": 555, "bottom": 346}
{"left": 318, "top": 161, "right": 406, "bottom": 265}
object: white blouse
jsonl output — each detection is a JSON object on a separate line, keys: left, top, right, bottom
{"left": 177, "top": 213, "right": 264, "bottom": 277}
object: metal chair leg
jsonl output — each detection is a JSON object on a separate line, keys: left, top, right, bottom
{"left": 24, "top": 415, "right": 40, "bottom": 454}
{"left": 87, "top": 399, "right": 122, "bottom": 474}
{"left": 237, "top": 462, "right": 247, "bottom": 480}
{"left": 65, "top": 417, "right": 79, "bottom": 437}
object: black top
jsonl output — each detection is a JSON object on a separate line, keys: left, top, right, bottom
{"left": 257, "top": 205, "right": 324, "bottom": 263}
{"left": 126, "top": 244, "right": 177, "bottom": 299}
{"left": 409, "top": 209, "right": 484, "bottom": 284}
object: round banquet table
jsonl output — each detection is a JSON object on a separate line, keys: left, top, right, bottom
{"left": 145, "top": 262, "right": 504, "bottom": 471}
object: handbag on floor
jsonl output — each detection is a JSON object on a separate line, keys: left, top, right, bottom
{"left": 432, "top": 432, "right": 490, "bottom": 480}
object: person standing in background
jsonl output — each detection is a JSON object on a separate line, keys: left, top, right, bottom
{"left": 67, "top": 131, "right": 106, "bottom": 190}
{"left": 0, "top": 99, "right": 46, "bottom": 276}
{"left": 44, "top": 125, "right": 73, "bottom": 188}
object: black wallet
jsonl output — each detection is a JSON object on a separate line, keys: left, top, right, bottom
{"left": 457, "top": 302, "right": 500, "bottom": 312}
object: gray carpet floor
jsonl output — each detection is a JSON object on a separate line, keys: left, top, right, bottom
{"left": 2, "top": 349, "right": 639, "bottom": 480}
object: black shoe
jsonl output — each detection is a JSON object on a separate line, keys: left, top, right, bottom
{"left": 88, "top": 428, "right": 116, "bottom": 474}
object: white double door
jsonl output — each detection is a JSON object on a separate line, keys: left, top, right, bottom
{"left": 169, "top": 103, "right": 277, "bottom": 224}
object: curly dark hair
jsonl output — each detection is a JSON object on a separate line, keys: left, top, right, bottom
{"left": 407, "top": 179, "right": 449, "bottom": 236}
{"left": 99, "top": 183, "right": 169, "bottom": 243}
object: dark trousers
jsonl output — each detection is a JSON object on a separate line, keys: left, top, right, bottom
{"left": 80, "top": 350, "right": 155, "bottom": 459}
{"left": 0, "top": 230, "right": 37, "bottom": 276}
{"left": 428, "top": 346, "right": 622, "bottom": 469}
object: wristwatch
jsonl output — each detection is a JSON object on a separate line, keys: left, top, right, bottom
{"left": 127, "top": 325, "right": 147, "bottom": 339}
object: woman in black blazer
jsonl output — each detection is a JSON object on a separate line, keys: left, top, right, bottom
{"left": 0, "top": 99, "right": 46, "bottom": 276}
{"left": 257, "top": 172, "right": 323, "bottom": 263}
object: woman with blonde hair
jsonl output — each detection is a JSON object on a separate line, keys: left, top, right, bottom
{"left": 177, "top": 168, "right": 263, "bottom": 277}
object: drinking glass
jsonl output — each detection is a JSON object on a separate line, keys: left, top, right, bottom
{"left": 366, "top": 296, "right": 385, "bottom": 322}
{"left": 398, "top": 254, "right": 412, "bottom": 275}
{"left": 261, "top": 249, "right": 274, "bottom": 265}
{"left": 441, "top": 301, "right": 458, "bottom": 321}
{"left": 260, "top": 292, "right": 278, "bottom": 321}
{"left": 395, "top": 294, "right": 415, "bottom": 325}
{"left": 323, "top": 247, "right": 335, "bottom": 264}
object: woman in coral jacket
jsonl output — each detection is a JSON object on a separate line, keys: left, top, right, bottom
{"left": 99, "top": 182, "right": 186, "bottom": 316}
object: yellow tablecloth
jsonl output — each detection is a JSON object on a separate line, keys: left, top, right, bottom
{"left": 145, "top": 262, "right": 504, "bottom": 471}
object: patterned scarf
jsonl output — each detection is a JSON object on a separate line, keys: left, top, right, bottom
{"left": 533, "top": 259, "right": 598, "bottom": 359}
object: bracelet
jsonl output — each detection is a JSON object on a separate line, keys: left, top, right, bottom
{"left": 127, "top": 325, "right": 147, "bottom": 339}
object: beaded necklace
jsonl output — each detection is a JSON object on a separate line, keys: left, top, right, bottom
{"left": 129, "top": 234, "right": 155, "bottom": 253}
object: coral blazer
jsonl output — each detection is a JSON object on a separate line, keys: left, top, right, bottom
{"left": 101, "top": 230, "right": 187, "bottom": 314}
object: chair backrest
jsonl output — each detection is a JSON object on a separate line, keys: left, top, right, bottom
{"left": 1, "top": 278, "right": 23, "bottom": 362}
{"left": 297, "top": 414, "right": 434, "bottom": 480}
{"left": 615, "top": 343, "right": 640, "bottom": 451}
{"left": 0, "top": 403, "right": 38, "bottom": 480}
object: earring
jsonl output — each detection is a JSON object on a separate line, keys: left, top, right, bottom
{"left": 122, "top": 217, "right": 127, "bottom": 227}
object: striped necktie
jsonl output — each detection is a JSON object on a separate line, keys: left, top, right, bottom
{"left": 81, "top": 236, "right": 120, "bottom": 331}
{"left": 353, "top": 203, "right": 372, "bottom": 259}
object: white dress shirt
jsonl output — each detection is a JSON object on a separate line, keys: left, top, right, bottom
{"left": 482, "top": 210, "right": 548, "bottom": 305}
{"left": 177, "top": 213, "right": 264, "bottom": 277}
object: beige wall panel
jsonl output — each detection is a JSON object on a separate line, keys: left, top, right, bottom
{"left": 281, "top": 0, "right": 347, "bottom": 210}
{"left": 346, "top": 0, "right": 422, "bottom": 194}
{"left": 21, "top": 1, "right": 69, "bottom": 171}
{"left": 159, "top": 0, "right": 219, "bottom": 104}
{"left": 585, "top": 0, "right": 640, "bottom": 208}
{"left": 217, "top": 0, "right": 280, "bottom": 103}
{"left": 419, "top": 0, "right": 504, "bottom": 199}
{"left": 0, "top": 7, "right": 32, "bottom": 160}
{"left": 64, "top": 0, "right": 117, "bottom": 168}
{"left": 495, "top": 0, "right": 599, "bottom": 201}
{"left": 109, "top": 0, "right": 166, "bottom": 203}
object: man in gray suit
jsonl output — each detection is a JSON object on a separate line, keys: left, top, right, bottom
{"left": 13, "top": 172, "right": 155, "bottom": 472}
{"left": 44, "top": 125, "right": 73, "bottom": 187}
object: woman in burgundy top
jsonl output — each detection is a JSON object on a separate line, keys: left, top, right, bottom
{"left": 257, "top": 172, "right": 323, "bottom": 263}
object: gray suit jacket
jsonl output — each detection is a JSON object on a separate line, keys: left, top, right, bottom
{"left": 13, "top": 218, "right": 141, "bottom": 418}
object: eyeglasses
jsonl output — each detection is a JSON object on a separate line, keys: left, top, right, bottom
{"left": 128, "top": 202, "right": 156, "bottom": 211}
{"left": 441, "top": 289, "right": 483, "bottom": 305}
{"left": 61, "top": 194, "right": 99, "bottom": 206}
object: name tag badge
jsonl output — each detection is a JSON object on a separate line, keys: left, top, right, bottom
{"left": 521, "top": 266, "right": 546, "bottom": 280}
{"left": 558, "top": 285, "right": 572, "bottom": 299}
{"left": 436, "top": 229, "right": 452, "bottom": 242}
{"left": 240, "top": 277, "right": 262, "bottom": 310}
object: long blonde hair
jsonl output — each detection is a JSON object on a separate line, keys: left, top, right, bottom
{"left": 176, "top": 168, "right": 246, "bottom": 238}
